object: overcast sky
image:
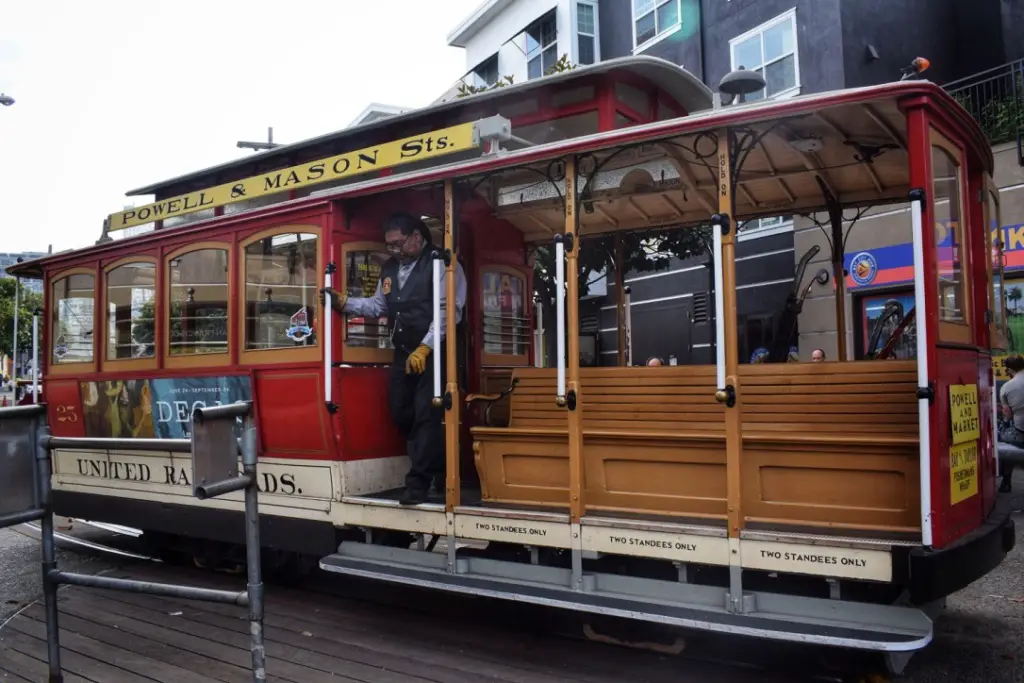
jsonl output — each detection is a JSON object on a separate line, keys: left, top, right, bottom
{"left": 0, "top": 0, "right": 481, "bottom": 253}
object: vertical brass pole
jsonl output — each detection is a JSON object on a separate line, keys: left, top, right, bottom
{"left": 565, "top": 159, "right": 584, "bottom": 524}
{"left": 717, "top": 131, "right": 743, "bottom": 539}
{"left": 444, "top": 180, "right": 461, "bottom": 512}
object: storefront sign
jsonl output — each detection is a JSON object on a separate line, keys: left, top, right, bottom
{"left": 79, "top": 376, "right": 251, "bottom": 439}
{"left": 949, "top": 384, "right": 980, "bottom": 445}
{"left": 109, "top": 122, "right": 478, "bottom": 230}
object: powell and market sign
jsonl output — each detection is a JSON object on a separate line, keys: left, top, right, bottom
{"left": 109, "top": 119, "right": 497, "bottom": 231}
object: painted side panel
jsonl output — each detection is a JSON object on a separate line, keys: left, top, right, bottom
{"left": 931, "top": 348, "right": 985, "bottom": 548}
{"left": 254, "top": 368, "right": 334, "bottom": 460}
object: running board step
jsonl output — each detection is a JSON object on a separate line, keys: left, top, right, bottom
{"left": 320, "top": 544, "right": 932, "bottom": 653}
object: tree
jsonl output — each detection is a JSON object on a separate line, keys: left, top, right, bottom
{"left": 0, "top": 278, "right": 44, "bottom": 371}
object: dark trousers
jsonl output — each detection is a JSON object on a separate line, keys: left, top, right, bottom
{"left": 389, "top": 348, "right": 445, "bottom": 492}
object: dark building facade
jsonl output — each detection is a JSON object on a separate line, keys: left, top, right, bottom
{"left": 579, "top": 0, "right": 1024, "bottom": 366}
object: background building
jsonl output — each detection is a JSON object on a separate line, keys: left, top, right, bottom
{"left": 445, "top": 0, "right": 1024, "bottom": 365}
{"left": 0, "top": 251, "right": 47, "bottom": 293}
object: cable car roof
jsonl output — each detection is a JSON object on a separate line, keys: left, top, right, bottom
{"left": 124, "top": 56, "right": 715, "bottom": 199}
{"left": 8, "top": 78, "right": 989, "bottom": 280}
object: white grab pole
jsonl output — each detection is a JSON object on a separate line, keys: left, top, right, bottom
{"left": 534, "top": 298, "right": 545, "bottom": 368}
{"left": 31, "top": 312, "right": 38, "bottom": 404}
{"left": 910, "top": 193, "right": 932, "bottom": 547}
{"left": 12, "top": 276, "right": 19, "bottom": 382}
{"left": 555, "top": 238, "right": 566, "bottom": 400}
{"left": 624, "top": 285, "right": 633, "bottom": 367}
{"left": 323, "top": 266, "right": 333, "bottom": 406}
{"left": 712, "top": 226, "right": 726, "bottom": 390}
{"left": 432, "top": 257, "right": 442, "bottom": 400}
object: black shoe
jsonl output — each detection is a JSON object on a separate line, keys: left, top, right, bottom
{"left": 999, "top": 477, "right": 1012, "bottom": 494}
{"left": 428, "top": 479, "right": 444, "bottom": 501}
{"left": 399, "top": 487, "right": 428, "bottom": 506}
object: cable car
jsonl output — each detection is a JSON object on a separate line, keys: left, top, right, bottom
{"left": 9, "top": 56, "right": 1015, "bottom": 673}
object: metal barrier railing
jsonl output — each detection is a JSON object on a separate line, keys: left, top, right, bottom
{"left": 0, "top": 401, "right": 266, "bottom": 683}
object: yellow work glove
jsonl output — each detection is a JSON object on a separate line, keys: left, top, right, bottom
{"left": 405, "top": 344, "right": 431, "bottom": 375}
{"left": 320, "top": 287, "right": 347, "bottom": 313}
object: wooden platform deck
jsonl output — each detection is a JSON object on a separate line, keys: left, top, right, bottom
{"left": 0, "top": 561, "right": 806, "bottom": 683}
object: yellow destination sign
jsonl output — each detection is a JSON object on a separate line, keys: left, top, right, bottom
{"left": 949, "top": 384, "right": 980, "bottom": 445}
{"left": 993, "top": 354, "right": 1009, "bottom": 382}
{"left": 109, "top": 122, "right": 479, "bottom": 231}
{"left": 949, "top": 440, "right": 978, "bottom": 505}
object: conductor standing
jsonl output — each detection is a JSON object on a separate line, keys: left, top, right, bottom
{"left": 322, "top": 212, "right": 466, "bottom": 505}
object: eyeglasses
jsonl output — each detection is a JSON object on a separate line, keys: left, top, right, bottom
{"left": 385, "top": 234, "right": 412, "bottom": 253}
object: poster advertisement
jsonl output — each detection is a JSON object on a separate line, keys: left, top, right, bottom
{"left": 80, "top": 376, "right": 251, "bottom": 439}
{"left": 482, "top": 271, "right": 524, "bottom": 355}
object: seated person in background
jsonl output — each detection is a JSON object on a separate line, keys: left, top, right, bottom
{"left": 811, "top": 348, "right": 826, "bottom": 362}
{"left": 646, "top": 356, "right": 664, "bottom": 367}
{"left": 998, "top": 355, "right": 1024, "bottom": 493}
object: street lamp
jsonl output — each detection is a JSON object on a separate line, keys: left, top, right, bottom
{"left": 0, "top": 94, "right": 14, "bottom": 107}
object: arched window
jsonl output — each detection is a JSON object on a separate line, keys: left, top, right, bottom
{"left": 240, "top": 228, "right": 320, "bottom": 364}
{"left": 167, "top": 246, "right": 230, "bottom": 361}
{"left": 50, "top": 270, "right": 96, "bottom": 368}
{"left": 105, "top": 261, "right": 157, "bottom": 361}
{"left": 931, "top": 131, "right": 972, "bottom": 344}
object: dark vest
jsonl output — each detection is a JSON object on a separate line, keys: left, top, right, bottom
{"left": 383, "top": 246, "right": 439, "bottom": 353}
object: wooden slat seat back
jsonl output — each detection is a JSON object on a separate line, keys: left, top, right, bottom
{"left": 471, "top": 366, "right": 727, "bottom": 517}
{"left": 737, "top": 360, "right": 922, "bottom": 532}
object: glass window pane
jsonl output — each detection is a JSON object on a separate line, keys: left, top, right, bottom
{"left": 764, "top": 17, "right": 795, "bottom": 62}
{"left": 657, "top": 0, "right": 679, "bottom": 32}
{"left": 764, "top": 54, "right": 796, "bottom": 95}
{"left": 990, "top": 191, "right": 1005, "bottom": 331}
{"left": 528, "top": 56, "right": 543, "bottom": 79}
{"left": 635, "top": 11, "right": 656, "bottom": 45}
{"left": 634, "top": 0, "right": 654, "bottom": 15}
{"left": 933, "top": 146, "right": 966, "bottom": 324}
{"left": 482, "top": 271, "right": 527, "bottom": 356}
{"left": 169, "top": 249, "right": 228, "bottom": 356}
{"left": 579, "top": 35, "right": 595, "bottom": 65}
{"left": 733, "top": 35, "right": 762, "bottom": 70}
{"left": 106, "top": 262, "right": 156, "bottom": 360}
{"left": 244, "top": 232, "right": 318, "bottom": 350}
{"left": 577, "top": 3, "right": 595, "bottom": 34}
{"left": 344, "top": 248, "right": 393, "bottom": 350}
{"left": 542, "top": 44, "right": 558, "bottom": 73}
{"left": 51, "top": 274, "right": 94, "bottom": 365}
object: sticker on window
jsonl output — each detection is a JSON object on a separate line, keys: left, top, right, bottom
{"left": 286, "top": 307, "right": 313, "bottom": 342}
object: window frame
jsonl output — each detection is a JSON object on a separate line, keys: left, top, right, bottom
{"left": 728, "top": 7, "right": 800, "bottom": 100}
{"left": 632, "top": 0, "right": 682, "bottom": 53}
{"left": 574, "top": 1, "right": 600, "bottom": 66}
{"left": 339, "top": 240, "right": 394, "bottom": 365}
{"left": 930, "top": 128, "right": 973, "bottom": 345}
{"left": 164, "top": 241, "right": 234, "bottom": 370}
{"left": 984, "top": 177, "right": 1008, "bottom": 351}
{"left": 102, "top": 255, "right": 159, "bottom": 372}
{"left": 526, "top": 10, "right": 558, "bottom": 80}
{"left": 480, "top": 264, "right": 532, "bottom": 367}
{"left": 238, "top": 225, "right": 323, "bottom": 366}
{"left": 48, "top": 266, "right": 98, "bottom": 376}
{"left": 472, "top": 54, "right": 499, "bottom": 89}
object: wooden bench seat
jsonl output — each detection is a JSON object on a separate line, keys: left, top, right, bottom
{"left": 471, "top": 366, "right": 727, "bottom": 517}
{"left": 737, "top": 360, "right": 921, "bottom": 532}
